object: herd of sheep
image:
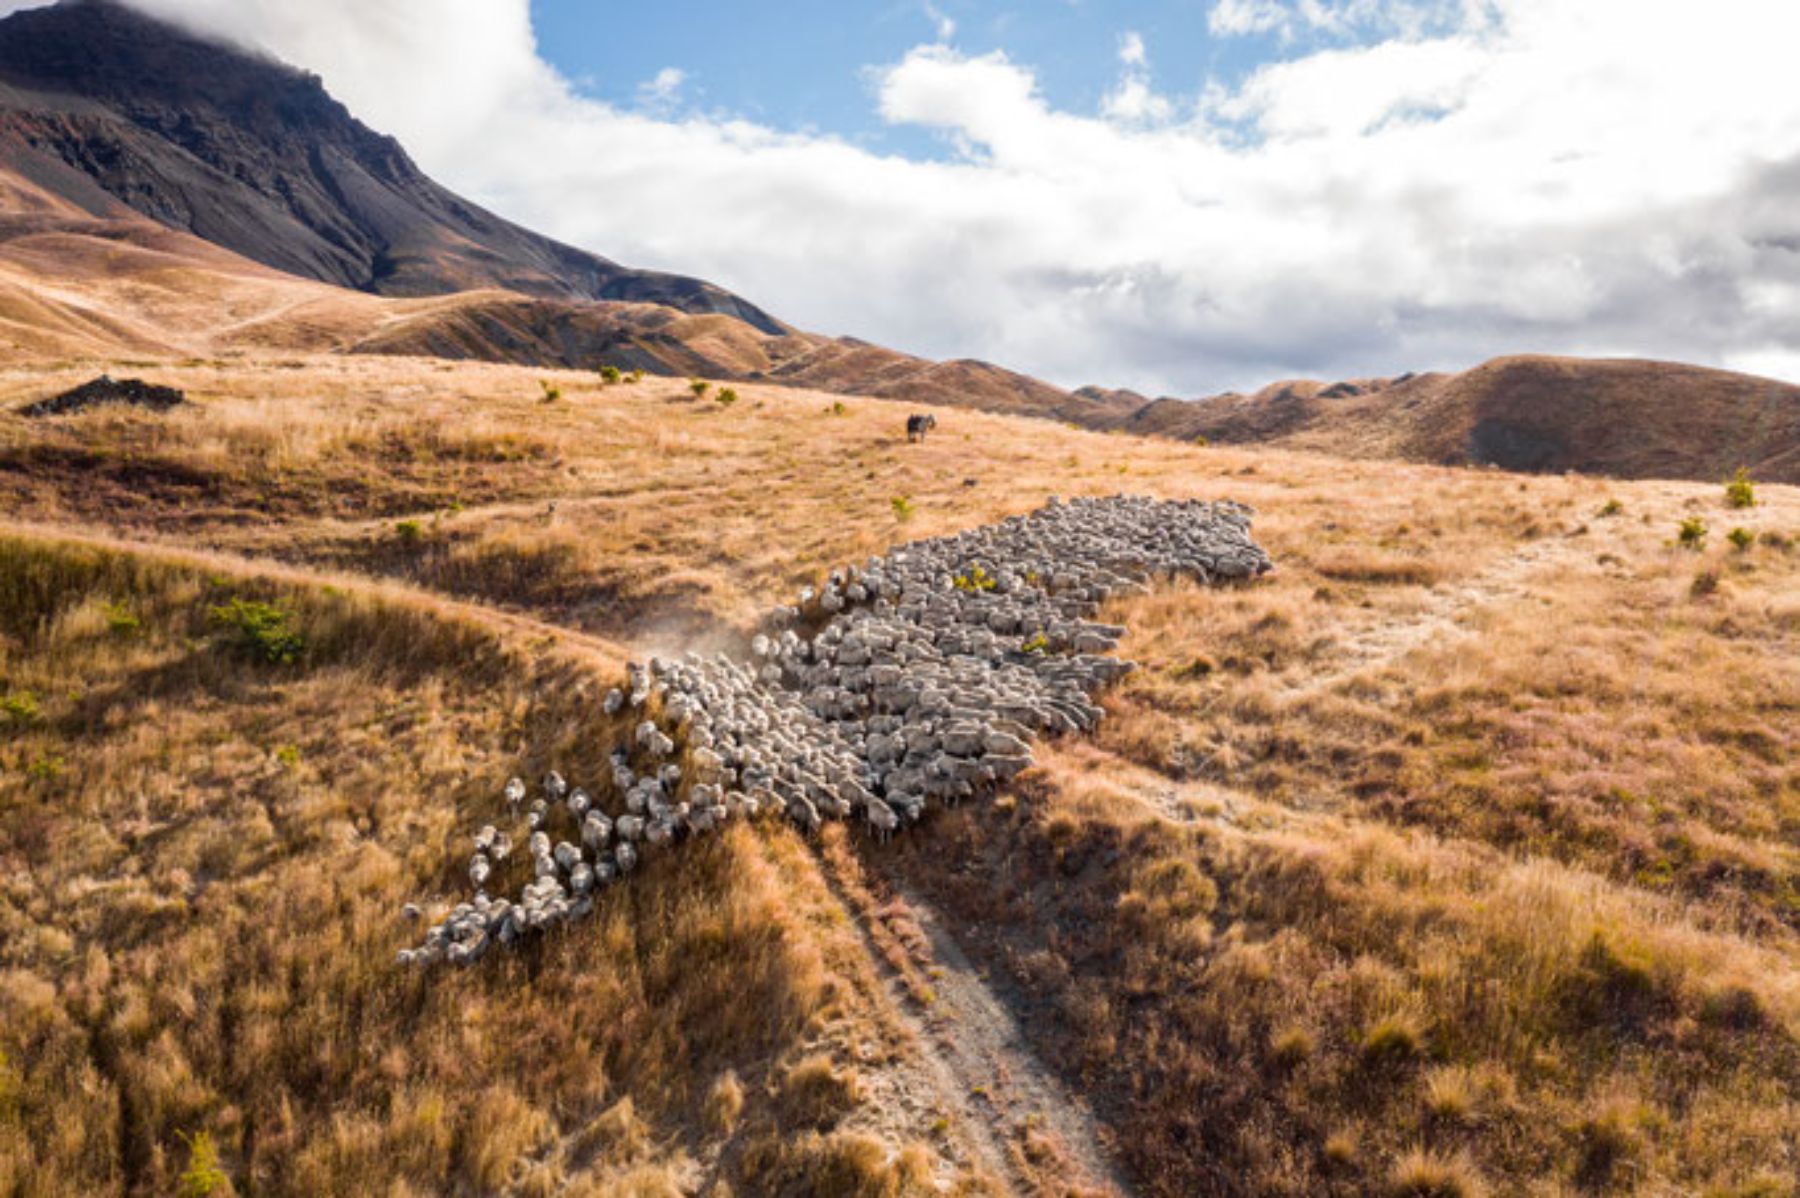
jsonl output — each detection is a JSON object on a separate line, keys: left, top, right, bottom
{"left": 399, "top": 495, "right": 1273, "bottom": 968}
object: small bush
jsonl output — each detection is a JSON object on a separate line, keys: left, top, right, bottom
{"left": 830, "top": 401, "right": 847, "bottom": 416}
{"left": 1597, "top": 498, "right": 1623, "bottom": 517}
{"left": 103, "top": 600, "right": 141, "bottom": 636}
{"left": 1691, "top": 569, "right": 1721, "bottom": 598}
{"left": 1725, "top": 467, "right": 1756, "bottom": 509}
{"left": 628, "top": 369, "right": 644, "bottom": 384}
{"left": 539, "top": 380, "right": 562, "bottom": 403}
{"left": 2, "top": 689, "right": 40, "bottom": 725}
{"left": 394, "top": 519, "right": 424, "bottom": 544}
{"left": 27, "top": 754, "right": 63, "bottom": 780}
{"left": 209, "top": 598, "right": 307, "bottom": 665}
{"left": 1677, "top": 517, "right": 1708, "bottom": 550}
{"left": 598, "top": 365, "right": 622, "bottom": 385}
{"left": 176, "top": 1130, "right": 230, "bottom": 1198}
{"left": 715, "top": 387, "right": 739, "bottom": 407}
{"left": 891, "top": 496, "right": 915, "bottom": 522}
{"left": 1727, "top": 526, "right": 1755, "bottom": 552}
{"left": 1020, "top": 632, "right": 1049, "bottom": 654}
{"left": 275, "top": 744, "right": 302, "bottom": 769}
{"left": 688, "top": 378, "right": 711, "bottom": 400}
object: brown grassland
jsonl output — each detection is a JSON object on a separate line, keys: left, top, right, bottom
{"left": 0, "top": 353, "right": 1795, "bottom": 1196}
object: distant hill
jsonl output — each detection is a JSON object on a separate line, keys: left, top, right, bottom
{"left": 1123, "top": 356, "right": 1800, "bottom": 484}
{"left": 0, "top": 0, "right": 782, "bottom": 332}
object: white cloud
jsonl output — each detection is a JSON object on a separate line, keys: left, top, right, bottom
{"left": 637, "top": 66, "right": 686, "bottom": 110}
{"left": 1102, "top": 32, "right": 1172, "bottom": 125}
{"left": 922, "top": 1, "right": 955, "bottom": 42}
{"left": 80, "top": 0, "right": 1800, "bottom": 392}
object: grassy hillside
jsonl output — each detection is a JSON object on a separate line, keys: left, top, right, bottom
{"left": 1135, "top": 355, "right": 1800, "bottom": 485}
{"left": 0, "top": 353, "right": 1795, "bottom": 1196}
{"left": 0, "top": 535, "right": 1002, "bottom": 1196}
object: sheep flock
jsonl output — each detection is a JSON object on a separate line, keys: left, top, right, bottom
{"left": 400, "top": 495, "right": 1273, "bottom": 968}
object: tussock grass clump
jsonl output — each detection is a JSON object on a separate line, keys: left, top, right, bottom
{"left": 780, "top": 1054, "right": 866, "bottom": 1130}
{"left": 706, "top": 1071, "right": 746, "bottom": 1134}
{"left": 1389, "top": 1146, "right": 1487, "bottom": 1197}
{"left": 741, "top": 1131, "right": 937, "bottom": 1198}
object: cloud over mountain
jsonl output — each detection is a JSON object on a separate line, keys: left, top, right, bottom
{"left": 53, "top": 0, "right": 1800, "bottom": 393}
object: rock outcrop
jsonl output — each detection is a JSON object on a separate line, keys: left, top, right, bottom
{"left": 400, "top": 495, "right": 1272, "bottom": 968}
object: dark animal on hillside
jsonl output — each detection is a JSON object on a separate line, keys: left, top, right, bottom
{"left": 906, "top": 413, "right": 938, "bottom": 443}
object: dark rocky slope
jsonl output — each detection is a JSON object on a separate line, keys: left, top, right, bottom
{"left": 0, "top": 0, "right": 783, "bottom": 331}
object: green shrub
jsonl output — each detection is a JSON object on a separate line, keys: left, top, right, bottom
{"left": 1677, "top": 517, "right": 1708, "bottom": 550}
{"left": 830, "top": 401, "right": 846, "bottom": 416}
{"left": 27, "top": 754, "right": 63, "bottom": 781}
{"left": 1725, "top": 467, "right": 1756, "bottom": 509}
{"left": 539, "top": 380, "right": 561, "bottom": 403}
{"left": 1597, "top": 498, "right": 1623, "bottom": 517}
{"left": 628, "top": 369, "right": 644, "bottom": 384}
{"left": 176, "top": 1130, "right": 229, "bottom": 1198}
{"left": 103, "top": 599, "right": 140, "bottom": 636}
{"left": 209, "top": 598, "right": 307, "bottom": 665}
{"left": 716, "top": 387, "right": 739, "bottom": 406}
{"left": 1021, "top": 632, "right": 1049, "bottom": 654}
{"left": 1691, "top": 569, "right": 1721, "bottom": 598}
{"left": 2, "top": 690, "right": 40, "bottom": 725}
{"left": 598, "top": 365, "right": 622, "bottom": 385}
{"left": 689, "top": 378, "right": 711, "bottom": 400}
{"left": 275, "top": 744, "right": 302, "bottom": 769}
{"left": 1727, "top": 526, "right": 1755, "bottom": 552}
{"left": 394, "top": 519, "right": 424, "bottom": 544}
{"left": 890, "top": 496, "right": 915, "bottom": 522}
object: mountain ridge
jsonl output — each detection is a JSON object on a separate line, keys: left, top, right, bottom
{"left": 0, "top": 0, "right": 786, "bottom": 331}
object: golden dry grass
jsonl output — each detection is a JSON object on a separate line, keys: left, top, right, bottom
{"left": 0, "top": 350, "right": 1795, "bottom": 1196}
{"left": 0, "top": 534, "right": 978, "bottom": 1196}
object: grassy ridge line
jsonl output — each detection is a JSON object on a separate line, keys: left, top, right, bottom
{"left": 0, "top": 518, "right": 635, "bottom": 672}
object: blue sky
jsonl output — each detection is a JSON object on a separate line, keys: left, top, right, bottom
{"left": 530, "top": 1, "right": 1269, "bottom": 157}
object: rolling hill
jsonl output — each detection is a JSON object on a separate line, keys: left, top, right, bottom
{"left": 1123, "top": 355, "right": 1800, "bottom": 483}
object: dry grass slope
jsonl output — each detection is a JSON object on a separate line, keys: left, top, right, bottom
{"left": 0, "top": 534, "right": 986, "bottom": 1196}
{"left": 0, "top": 351, "right": 1794, "bottom": 1196}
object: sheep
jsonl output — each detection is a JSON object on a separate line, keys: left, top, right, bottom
{"left": 400, "top": 496, "right": 1275, "bottom": 971}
